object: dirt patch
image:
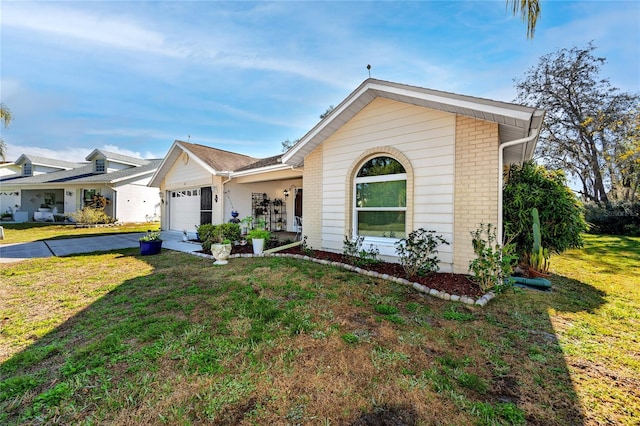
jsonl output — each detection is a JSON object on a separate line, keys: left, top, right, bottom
{"left": 352, "top": 404, "right": 419, "bottom": 425}
{"left": 229, "top": 245, "right": 485, "bottom": 298}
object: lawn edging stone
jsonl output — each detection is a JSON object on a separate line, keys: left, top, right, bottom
{"left": 185, "top": 250, "right": 496, "bottom": 307}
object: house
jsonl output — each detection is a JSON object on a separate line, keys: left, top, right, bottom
{"left": 150, "top": 79, "right": 544, "bottom": 273}
{"left": 0, "top": 149, "right": 162, "bottom": 223}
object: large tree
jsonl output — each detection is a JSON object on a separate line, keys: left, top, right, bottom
{"left": 515, "top": 43, "right": 640, "bottom": 204}
{"left": 0, "top": 103, "right": 12, "bottom": 161}
{"left": 507, "top": 0, "right": 540, "bottom": 39}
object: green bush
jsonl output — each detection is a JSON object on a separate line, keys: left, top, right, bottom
{"left": 469, "top": 224, "right": 518, "bottom": 293}
{"left": 197, "top": 223, "right": 242, "bottom": 251}
{"left": 395, "top": 228, "right": 449, "bottom": 278}
{"left": 503, "top": 161, "right": 587, "bottom": 261}
{"left": 217, "top": 222, "right": 241, "bottom": 242}
{"left": 584, "top": 201, "right": 640, "bottom": 236}
{"left": 68, "top": 207, "right": 115, "bottom": 225}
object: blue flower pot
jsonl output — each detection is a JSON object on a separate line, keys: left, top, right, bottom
{"left": 140, "top": 240, "right": 162, "bottom": 256}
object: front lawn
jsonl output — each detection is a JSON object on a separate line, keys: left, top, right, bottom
{"left": 0, "top": 222, "right": 159, "bottom": 244}
{"left": 0, "top": 234, "right": 637, "bottom": 424}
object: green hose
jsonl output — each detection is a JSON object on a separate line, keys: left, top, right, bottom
{"left": 510, "top": 276, "right": 552, "bottom": 289}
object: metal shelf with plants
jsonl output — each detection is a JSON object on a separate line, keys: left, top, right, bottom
{"left": 251, "top": 193, "right": 287, "bottom": 231}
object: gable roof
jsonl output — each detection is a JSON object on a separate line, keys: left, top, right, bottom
{"left": 149, "top": 140, "right": 258, "bottom": 187}
{"left": 14, "top": 154, "right": 84, "bottom": 170}
{"left": 85, "top": 149, "right": 150, "bottom": 166}
{"left": 1, "top": 157, "right": 161, "bottom": 186}
{"left": 282, "top": 78, "right": 545, "bottom": 166}
{"left": 234, "top": 155, "right": 282, "bottom": 172}
{"left": 180, "top": 141, "right": 257, "bottom": 171}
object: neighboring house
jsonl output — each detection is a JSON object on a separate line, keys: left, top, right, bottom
{"left": 151, "top": 79, "right": 544, "bottom": 273}
{"left": 150, "top": 141, "right": 303, "bottom": 233}
{"left": 0, "top": 149, "right": 162, "bottom": 223}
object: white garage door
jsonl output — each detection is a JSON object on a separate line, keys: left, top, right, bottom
{"left": 169, "top": 189, "right": 200, "bottom": 232}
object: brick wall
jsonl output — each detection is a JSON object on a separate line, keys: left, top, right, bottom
{"left": 302, "top": 146, "right": 323, "bottom": 249}
{"left": 453, "top": 116, "right": 499, "bottom": 274}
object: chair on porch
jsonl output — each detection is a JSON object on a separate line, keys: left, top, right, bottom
{"left": 294, "top": 216, "right": 302, "bottom": 241}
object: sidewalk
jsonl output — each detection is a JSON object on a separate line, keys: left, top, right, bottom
{"left": 0, "top": 231, "right": 201, "bottom": 263}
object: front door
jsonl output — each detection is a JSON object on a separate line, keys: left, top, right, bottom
{"left": 200, "top": 186, "right": 212, "bottom": 225}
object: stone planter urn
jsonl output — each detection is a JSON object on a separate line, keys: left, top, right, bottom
{"left": 211, "top": 243, "right": 232, "bottom": 265}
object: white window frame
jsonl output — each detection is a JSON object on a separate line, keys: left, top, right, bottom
{"left": 353, "top": 171, "right": 406, "bottom": 256}
{"left": 23, "top": 163, "right": 32, "bottom": 176}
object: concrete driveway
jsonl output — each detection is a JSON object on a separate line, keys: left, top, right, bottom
{"left": 0, "top": 231, "right": 200, "bottom": 263}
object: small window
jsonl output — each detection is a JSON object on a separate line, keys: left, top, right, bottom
{"left": 354, "top": 156, "right": 406, "bottom": 239}
{"left": 95, "top": 159, "right": 106, "bottom": 173}
{"left": 83, "top": 189, "right": 97, "bottom": 203}
{"left": 23, "top": 163, "right": 33, "bottom": 176}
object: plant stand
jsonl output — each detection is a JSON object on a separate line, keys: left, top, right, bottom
{"left": 211, "top": 243, "right": 232, "bottom": 265}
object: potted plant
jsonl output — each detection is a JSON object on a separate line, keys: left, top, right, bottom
{"left": 275, "top": 217, "right": 283, "bottom": 231}
{"left": 248, "top": 218, "right": 269, "bottom": 255}
{"left": 528, "top": 208, "right": 551, "bottom": 278}
{"left": 210, "top": 226, "right": 232, "bottom": 265}
{"left": 240, "top": 216, "right": 254, "bottom": 235}
{"left": 248, "top": 228, "right": 270, "bottom": 254}
{"left": 139, "top": 230, "right": 162, "bottom": 255}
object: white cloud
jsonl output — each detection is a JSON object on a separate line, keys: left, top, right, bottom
{"left": 5, "top": 142, "right": 162, "bottom": 162}
{"left": 2, "top": 3, "right": 187, "bottom": 58}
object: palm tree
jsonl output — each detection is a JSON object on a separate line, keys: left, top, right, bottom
{"left": 0, "top": 103, "right": 12, "bottom": 161}
{"left": 507, "top": 0, "right": 540, "bottom": 39}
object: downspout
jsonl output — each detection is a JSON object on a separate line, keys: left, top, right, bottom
{"left": 497, "top": 128, "right": 540, "bottom": 244}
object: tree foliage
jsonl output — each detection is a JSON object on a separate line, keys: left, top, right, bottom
{"left": 515, "top": 43, "right": 640, "bottom": 204}
{"left": 503, "top": 161, "right": 587, "bottom": 260}
{"left": 281, "top": 105, "right": 336, "bottom": 152}
{"left": 506, "top": 0, "right": 540, "bottom": 39}
{"left": 0, "top": 103, "right": 12, "bottom": 161}
{"left": 281, "top": 138, "right": 299, "bottom": 152}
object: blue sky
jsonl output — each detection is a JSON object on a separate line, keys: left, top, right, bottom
{"left": 1, "top": 1, "right": 638, "bottom": 162}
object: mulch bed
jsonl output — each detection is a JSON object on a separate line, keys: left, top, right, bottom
{"left": 228, "top": 244, "right": 485, "bottom": 299}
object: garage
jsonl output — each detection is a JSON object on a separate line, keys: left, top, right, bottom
{"left": 169, "top": 189, "right": 201, "bottom": 231}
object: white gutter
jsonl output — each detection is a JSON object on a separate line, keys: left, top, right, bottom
{"left": 497, "top": 128, "right": 540, "bottom": 244}
{"left": 230, "top": 163, "right": 301, "bottom": 178}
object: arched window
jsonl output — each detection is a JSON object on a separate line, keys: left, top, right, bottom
{"left": 354, "top": 156, "right": 406, "bottom": 239}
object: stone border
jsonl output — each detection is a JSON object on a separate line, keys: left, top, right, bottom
{"left": 193, "top": 250, "right": 495, "bottom": 307}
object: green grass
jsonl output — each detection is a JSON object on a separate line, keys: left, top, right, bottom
{"left": 0, "top": 222, "right": 159, "bottom": 244}
{"left": 0, "top": 233, "right": 638, "bottom": 424}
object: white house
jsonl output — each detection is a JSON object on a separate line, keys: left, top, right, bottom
{"left": 0, "top": 149, "right": 162, "bottom": 223}
{"left": 150, "top": 79, "right": 544, "bottom": 273}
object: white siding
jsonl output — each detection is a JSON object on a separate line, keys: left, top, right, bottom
{"left": 115, "top": 183, "right": 161, "bottom": 223}
{"left": 164, "top": 156, "right": 214, "bottom": 189}
{"left": 320, "top": 97, "right": 456, "bottom": 271}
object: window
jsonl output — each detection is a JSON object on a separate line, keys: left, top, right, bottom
{"left": 83, "top": 189, "right": 97, "bottom": 203}
{"left": 23, "top": 163, "right": 32, "bottom": 176}
{"left": 95, "top": 159, "right": 106, "bottom": 173}
{"left": 354, "top": 156, "right": 406, "bottom": 239}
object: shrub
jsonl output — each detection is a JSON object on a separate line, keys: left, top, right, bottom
{"left": 395, "top": 228, "right": 449, "bottom": 278}
{"left": 217, "top": 222, "right": 241, "bottom": 242}
{"left": 68, "top": 207, "right": 115, "bottom": 225}
{"left": 469, "top": 224, "right": 518, "bottom": 292}
{"left": 342, "top": 234, "right": 380, "bottom": 267}
{"left": 503, "top": 161, "right": 587, "bottom": 261}
{"left": 197, "top": 224, "right": 216, "bottom": 250}
{"left": 584, "top": 201, "right": 640, "bottom": 236}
